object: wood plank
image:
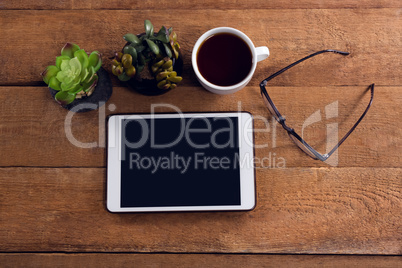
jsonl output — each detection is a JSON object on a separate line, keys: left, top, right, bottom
{"left": 0, "top": 86, "right": 399, "bottom": 168}
{"left": 2, "top": 0, "right": 400, "bottom": 10}
{"left": 0, "top": 9, "right": 400, "bottom": 86}
{"left": 0, "top": 167, "right": 400, "bottom": 254}
{"left": 1, "top": 253, "right": 401, "bottom": 267}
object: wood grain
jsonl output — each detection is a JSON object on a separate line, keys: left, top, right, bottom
{"left": 0, "top": 167, "right": 400, "bottom": 254}
{"left": 0, "top": 9, "right": 400, "bottom": 86}
{"left": 0, "top": 86, "right": 399, "bottom": 168}
{"left": 1, "top": 0, "right": 400, "bottom": 259}
{"left": 1, "top": 253, "right": 401, "bottom": 267}
{"left": 2, "top": 0, "right": 401, "bottom": 10}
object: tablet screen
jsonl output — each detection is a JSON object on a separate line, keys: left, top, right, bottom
{"left": 120, "top": 116, "right": 240, "bottom": 207}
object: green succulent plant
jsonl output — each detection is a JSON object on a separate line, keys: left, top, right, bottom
{"left": 152, "top": 57, "right": 182, "bottom": 90}
{"left": 111, "top": 52, "right": 136, "bottom": 81}
{"left": 41, "top": 43, "right": 102, "bottom": 105}
{"left": 111, "top": 19, "right": 182, "bottom": 90}
{"left": 169, "top": 32, "right": 180, "bottom": 60}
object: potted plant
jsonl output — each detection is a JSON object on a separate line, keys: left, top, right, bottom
{"left": 111, "top": 20, "right": 183, "bottom": 95}
{"left": 41, "top": 43, "right": 112, "bottom": 112}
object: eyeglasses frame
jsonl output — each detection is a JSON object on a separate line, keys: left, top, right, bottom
{"left": 259, "top": 49, "right": 375, "bottom": 161}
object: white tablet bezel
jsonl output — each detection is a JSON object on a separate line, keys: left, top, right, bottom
{"left": 107, "top": 112, "right": 255, "bottom": 212}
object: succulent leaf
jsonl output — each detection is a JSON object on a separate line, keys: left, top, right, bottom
{"left": 121, "top": 54, "right": 133, "bottom": 69}
{"left": 123, "top": 33, "right": 141, "bottom": 45}
{"left": 162, "top": 59, "right": 172, "bottom": 69}
{"left": 82, "top": 74, "right": 98, "bottom": 92}
{"left": 138, "top": 53, "right": 146, "bottom": 65}
{"left": 41, "top": 65, "right": 59, "bottom": 84}
{"left": 48, "top": 76, "right": 61, "bottom": 91}
{"left": 68, "top": 84, "right": 84, "bottom": 94}
{"left": 125, "top": 65, "right": 136, "bottom": 77}
{"left": 134, "top": 45, "right": 146, "bottom": 53}
{"left": 115, "top": 52, "right": 123, "bottom": 61}
{"left": 154, "top": 59, "right": 165, "bottom": 67}
{"left": 80, "top": 67, "right": 89, "bottom": 82}
{"left": 163, "top": 43, "right": 172, "bottom": 58}
{"left": 144, "top": 20, "right": 154, "bottom": 38}
{"left": 56, "top": 56, "right": 71, "bottom": 69}
{"left": 148, "top": 35, "right": 157, "bottom": 41}
{"left": 88, "top": 51, "right": 102, "bottom": 72}
{"left": 60, "top": 80, "right": 80, "bottom": 91}
{"left": 167, "top": 76, "right": 182, "bottom": 83}
{"left": 162, "top": 83, "right": 170, "bottom": 90}
{"left": 169, "top": 32, "right": 180, "bottom": 59}
{"left": 156, "top": 71, "right": 169, "bottom": 81}
{"left": 85, "top": 66, "right": 96, "bottom": 83}
{"left": 123, "top": 46, "right": 137, "bottom": 63}
{"left": 112, "top": 59, "right": 120, "bottom": 66}
{"left": 172, "top": 32, "right": 178, "bottom": 42}
{"left": 145, "top": 39, "right": 159, "bottom": 55}
{"left": 123, "top": 46, "right": 130, "bottom": 54}
{"left": 156, "top": 27, "right": 170, "bottom": 43}
{"left": 112, "top": 65, "right": 123, "bottom": 76}
{"left": 61, "top": 43, "right": 80, "bottom": 58}
{"left": 55, "top": 91, "right": 76, "bottom": 106}
{"left": 151, "top": 59, "right": 164, "bottom": 72}
{"left": 118, "top": 73, "right": 131, "bottom": 81}
{"left": 59, "top": 59, "right": 69, "bottom": 71}
{"left": 74, "top": 49, "right": 89, "bottom": 71}
{"left": 172, "top": 48, "right": 179, "bottom": 59}
{"left": 157, "top": 80, "right": 167, "bottom": 88}
{"left": 69, "top": 57, "right": 82, "bottom": 74}
{"left": 157, "top": 26, "right": 168, "bottom": 35}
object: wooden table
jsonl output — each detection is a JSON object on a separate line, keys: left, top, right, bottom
{"left": 1, "top": 0, "right": 401, "bottom": 266}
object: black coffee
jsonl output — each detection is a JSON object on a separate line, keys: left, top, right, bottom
{"left": 197, "top": 33, "right": 253, "bottom": 87}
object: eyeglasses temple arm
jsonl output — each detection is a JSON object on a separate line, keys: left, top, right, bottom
{"left": 325, "top": 83, "right": 375, "bottom": 158}
{"left": 260, "top": 50, "right": 350, "bottom": 86}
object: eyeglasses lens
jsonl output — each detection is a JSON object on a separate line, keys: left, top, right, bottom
{"left": 288, "top": 133, "right": 318, "bottom": 159}
{"left": 261, "top": 91, "right": 279, "bottom": 121}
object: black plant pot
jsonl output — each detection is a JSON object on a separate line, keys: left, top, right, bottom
{"left": 49, "top": 67, "right": 113, "bottom": 113}
{"left": 122, "top": 36, "right": 183, "bottom": 96}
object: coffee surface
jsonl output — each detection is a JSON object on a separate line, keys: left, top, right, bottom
{"left": 197, "top": 33, "right": 252, "bottom": 86}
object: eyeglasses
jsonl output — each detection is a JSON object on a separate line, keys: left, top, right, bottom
{"left": 260, "top": 49, "right": 374, "bottom": 161}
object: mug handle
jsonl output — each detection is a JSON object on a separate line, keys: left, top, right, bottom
{"left": 256, "top": 46, "right": 269, "bottom": 62}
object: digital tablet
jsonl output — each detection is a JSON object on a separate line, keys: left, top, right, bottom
{"left": 107, "top": 112, "right": 255, "bottom": 212}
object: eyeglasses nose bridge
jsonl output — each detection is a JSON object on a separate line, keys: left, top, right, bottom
{"left": 278, "top": 116, "right": 293, "bottom": 132}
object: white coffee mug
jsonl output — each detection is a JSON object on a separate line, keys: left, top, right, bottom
{"left": 192, "top": 27, "right": 269, "bottom": 95}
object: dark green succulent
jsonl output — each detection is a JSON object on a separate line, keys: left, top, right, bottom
{"left": 41, "top": 43, "right": 102, "bottom": 105}
{"left": 111, "top": 52, "right": 136, "bottom": 81}
{"left": 152, "top": 57, "right": 182, "bottom": 90}
{"left": 169, "top": 32, "right": 180, "bottom": 60}
{"left": 112, "top": 20, "right": 182, "bottom": 89}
